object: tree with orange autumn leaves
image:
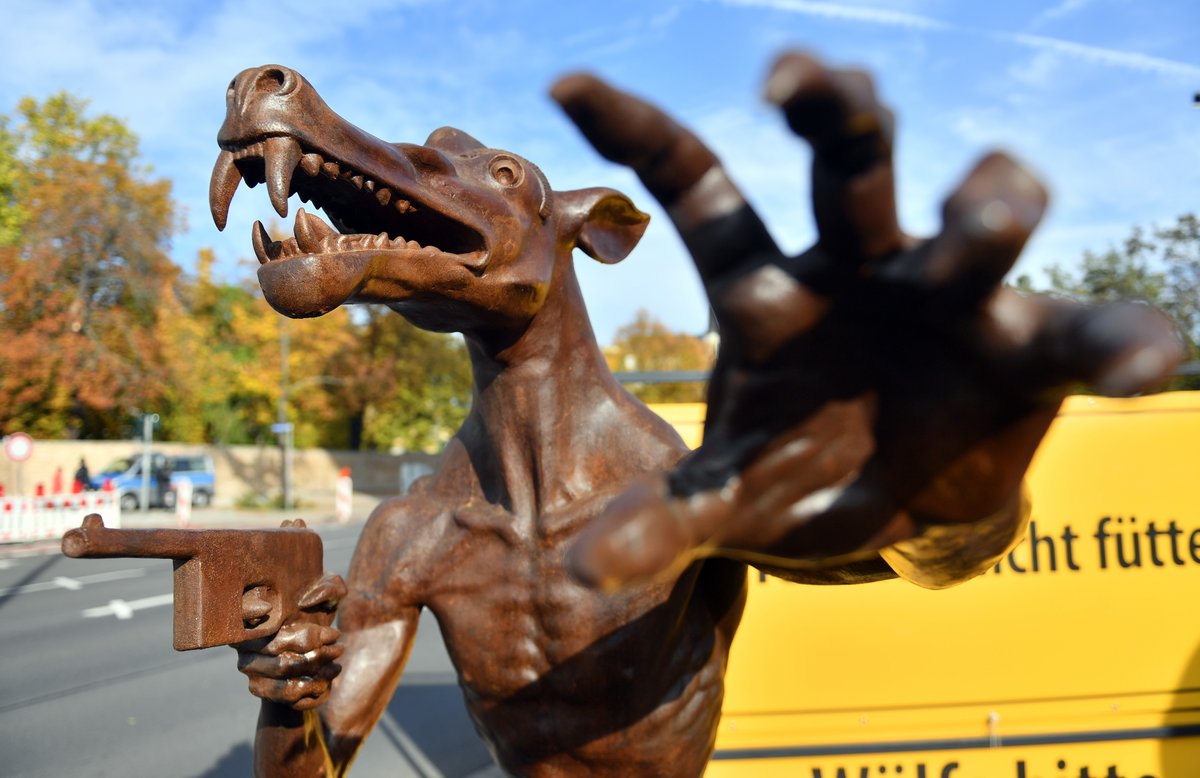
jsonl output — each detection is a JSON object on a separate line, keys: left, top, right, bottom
{"left": 0, "top": 94, "right": 471, "bottom": 451}
{"left": 0, "top": 93, "right": 178, "bottom": 439}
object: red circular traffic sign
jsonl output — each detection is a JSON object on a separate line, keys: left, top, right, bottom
{"left": 4, "top": 433, "right": 33, "bottom": 462}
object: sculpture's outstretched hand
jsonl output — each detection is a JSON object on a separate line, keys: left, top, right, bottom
{"left": 553, "top": 52, "right": 1183, "bottom": 589}
{"left": 235, "top": 572, "right": 346, "bottom": 711}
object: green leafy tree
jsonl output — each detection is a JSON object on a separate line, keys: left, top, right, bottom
{"left": 321, "top": 305, "right": 472, "bottom": 452}
{"left": 1026, "top": 213, "right": 1199, "bottom": 386}
{"left": 161, "top": 258, "right": 472, "bottom": 452}
{"left": 0, "top": 93, "right": 178, "bottom": 438}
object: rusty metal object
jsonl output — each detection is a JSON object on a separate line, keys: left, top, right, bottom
{"left": 61, "top": 514, "right": 325, "bottom": 650}
{"left": 202, "top": 53, "right": 1182, "bottom": 778}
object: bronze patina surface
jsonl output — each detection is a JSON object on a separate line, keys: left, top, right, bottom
{"left": 62, "top": 515, "right": 333, "bottom": 650}
{"left": 204, "top": 52, "right": 1183, "bottom": 777}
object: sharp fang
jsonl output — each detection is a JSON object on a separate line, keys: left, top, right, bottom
{"left": 252, "top": 220, "right": 279, "bottom": 264}
{"left": 374, "top": 232, "right": 388, "bottom": 248}
{"left": 396, "top": 199, "right": 411, "bottom": 213}
{"left": 321, "top": 161, "right": 340, "bottom": 178}
{"left": 209, "top": 149, "right": 241, "bottom": 231}
{"left": 294, "top": 207, "right": 337, "bottom": 254}
{"left": 300, "top": 153, "right": 322, "bottom": 176}
{"left": 364, "top": 179, "right": 375, "bottom": 193}
{"left": 264, "top": 136, "right": 302, "bottom": 218}
{"left": 406, "top": 240, "right": 420, "bottom": 250}
{"left": 350, "top": 175, "right": 364, "bottom": 190}
{"left": 376, "top": 188, "right": 392, "bottom": 206}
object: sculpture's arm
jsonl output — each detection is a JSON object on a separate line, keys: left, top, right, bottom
{"left": 240, "top": 503, "right": 423, "bottom": 777}
{"left": 553, "top": 52, "right": 1182, "bottom": 591}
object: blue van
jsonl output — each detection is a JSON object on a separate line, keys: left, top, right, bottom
{"left": 92, "top": 452, "right": 216, "bottom": 510}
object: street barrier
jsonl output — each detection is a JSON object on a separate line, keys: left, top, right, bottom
{"left": 0, "top": 491, "right": 121, "bottom": 543}
{"left": 335, "top": 469, "right": 353, "bottom": 524}
{"left": 175, "top": 478, "right": 193, "bottom": 527}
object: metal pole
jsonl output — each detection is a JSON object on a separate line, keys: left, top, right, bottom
{"left": 279, "top": 318, "right": 291, "bottom": 510}
{"left": 140, "top": 413, "right": 158, "bottom": 512}
{"left": 285, "top": 427, "right": 294, "bottom": 512}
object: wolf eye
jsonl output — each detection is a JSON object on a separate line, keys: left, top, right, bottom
{"left": 489, "top": 156, "right": 523, "bottom": 187}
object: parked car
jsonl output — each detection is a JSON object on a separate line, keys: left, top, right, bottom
{"left": 92, "top": 453, "right": 216, "bottom": 510}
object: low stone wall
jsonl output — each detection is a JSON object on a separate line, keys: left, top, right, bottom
{"left": 2, "top": 439, "right": 440, "bottom": 509}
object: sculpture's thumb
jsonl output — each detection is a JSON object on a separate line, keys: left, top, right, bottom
{"left": 567, "top": 479, "right": 730, "bottom": 590}
{"left": 297, "top": 574, "right": 347, "bottom": 612}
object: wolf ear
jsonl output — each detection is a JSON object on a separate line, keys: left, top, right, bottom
{"left": 556, "top": 187, "right": 650, "bottom": 264}
{"left": 425, "top": 126, "right": 485, "bottom": 154}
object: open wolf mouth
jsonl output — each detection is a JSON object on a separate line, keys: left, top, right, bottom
{"left": 209, "top": 135, "right": 486, "bottom": 264}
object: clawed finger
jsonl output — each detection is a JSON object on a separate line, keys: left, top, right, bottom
{"left": 767, "top": 51, "right": 903, "bottom": 265}
{"left": 1039, "top": 299, "right": 1183, "bottom": 396}
{"left": 980, "top": 290, "right": 1183, "bottom": 397}
{"left": 552, "top": 71, "right": 783, "bottom": 289}
{"left": 567, "top": 478, "right": 733, "bottom": 590}
{"left": 883, "top": 153, "right": 1047, "bottom": 311}
{"left": 550, "top": 73, "right": 719, "bottom": 206}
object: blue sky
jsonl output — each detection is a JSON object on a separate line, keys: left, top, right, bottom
{"left": 1, "top": 0, "right": 1196, "bottom": 344}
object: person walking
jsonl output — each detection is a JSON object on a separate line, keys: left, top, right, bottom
{"left": 73, "top": 458, "right": 91, "bottom": 492}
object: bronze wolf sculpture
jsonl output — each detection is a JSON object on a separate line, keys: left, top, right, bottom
{"left": 210, "top": 53, "right": 1180, "bottom": 776}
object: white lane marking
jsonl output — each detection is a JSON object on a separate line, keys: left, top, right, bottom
{"left": 0, "top": 567, "right": 147, "bottom": 597}
{"left": 0, "top": 559, "right": 14, "bottom": 569}
{"left": 82, "top": 592, "right": 174, "bottom": 620}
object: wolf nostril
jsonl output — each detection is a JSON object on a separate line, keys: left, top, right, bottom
{"left": 259, "top": 68, "right": 285, "bottom": 90}
{"left": 252, "top": 66, "right": 298, "bottom": 97}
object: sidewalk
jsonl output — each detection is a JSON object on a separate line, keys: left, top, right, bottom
{"left": 0, "top": 492, "right": 383, "bottom": 557}
{"left": 120, "top": 491, "right": 383, "bottom": 529}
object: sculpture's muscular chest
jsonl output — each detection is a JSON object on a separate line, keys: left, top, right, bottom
{"left": 424, "top": 497, "right": 678, "bottom": 704}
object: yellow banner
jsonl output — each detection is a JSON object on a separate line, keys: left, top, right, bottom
{"left": 653, "top": 393, "right": 1200, "bottom": 775}
{"left": 707, "top": 737, "right": 1195, "bottom": 777}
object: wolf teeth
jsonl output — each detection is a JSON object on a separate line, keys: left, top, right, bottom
{"left": 251, "top": 220, "right": 282, "bottom": 264}
{"left": 300, "top": 153, "right": 322, "bottom": 176}
{"left": 294, "top": 207, "right": 336, "bottom": 254}
{"left": 212, "top": 138, "right": 442, "bottom": 254}
{"left": 264, "top": 136, "right": 302, "bottom": 218}
{"left": 210, "top": 149, "right": 241, "bottom": 231}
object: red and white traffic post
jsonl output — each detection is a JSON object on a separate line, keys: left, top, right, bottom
{"left": 335, "top": 467, "right": 353, "bottom": 524}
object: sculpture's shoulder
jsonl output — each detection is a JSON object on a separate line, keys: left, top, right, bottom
{"left": 579, "top": 389, "right": 693, "bottom": 482}
{"left": 347, "top": 491, "right": 460, "bottom": 606}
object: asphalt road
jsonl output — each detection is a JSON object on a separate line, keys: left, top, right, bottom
{"left": 0, "top": 520, "right": 502, "bottom": 777}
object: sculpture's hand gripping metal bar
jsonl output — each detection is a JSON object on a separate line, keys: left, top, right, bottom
{"left": 62, "top": 514, "right": 326, "bottom": 650}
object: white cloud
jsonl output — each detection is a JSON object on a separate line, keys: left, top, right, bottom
{"left": 1002, "top": 32, "right": 1200, "bottom": 81}
{"left": 1031, "top": 0, "right": 1095, "bottom": 28}
{"left": 717, "top": 0, "right": 949, "bottom": 31}
{"left": 715, "top": 0, "right": 1200, "bottom": 82}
